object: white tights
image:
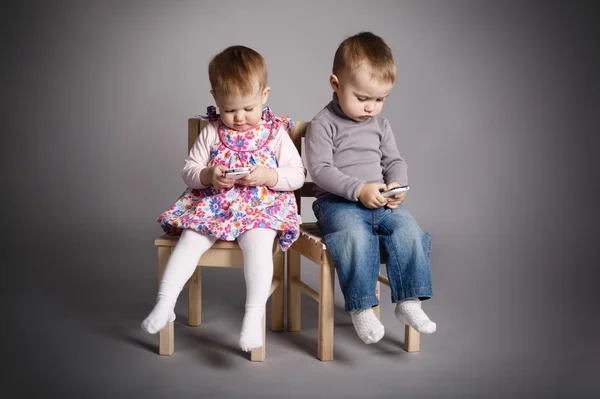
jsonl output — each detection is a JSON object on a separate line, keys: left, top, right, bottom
{"left": 141, "top": 228, "right": 277, "bottom": 352}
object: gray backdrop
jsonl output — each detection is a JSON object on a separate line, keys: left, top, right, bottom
{"left": 3, "top": 1, "right": 598, "bottom": 398}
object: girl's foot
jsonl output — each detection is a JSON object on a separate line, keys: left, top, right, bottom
{"left": 239, "top": 306, "right": 265, "bottom": 352}
{"left": 141, "top": 299, "right": 176, "bottom": 334}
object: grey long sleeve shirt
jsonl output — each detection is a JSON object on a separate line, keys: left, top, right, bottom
{"left": 305, "top": 94, "right": 408, "bottom": 201}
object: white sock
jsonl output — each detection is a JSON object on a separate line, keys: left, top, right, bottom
{"left": 238, "top": 305, "right": 265, "bottom": 352}
{"left": 236, "top": 228, "right": 277, "bottom": 352}
{"left": 141, "top": 229, "right": 217, "bottom": 334}
{"left": 394, "top": 298, "right": 436, "bottom": 334}
{"left": 350, "top": 308, "right": 385, "bottom": 344}
{"left": 140, "top": 283, "right": 177, "bottom": 334}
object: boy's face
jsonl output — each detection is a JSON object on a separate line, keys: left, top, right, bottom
{"left": 330, "top": 69, "right": 393, "bottom": 122}
{"left": 211, "top": 83, "right": 270, "bottom": 131}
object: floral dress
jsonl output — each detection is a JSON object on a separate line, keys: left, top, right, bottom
{"left": 157, "top": 107, "right": 301, "bottom": 251}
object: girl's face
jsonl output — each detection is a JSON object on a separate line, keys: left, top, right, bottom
{"left": 211, "top": 83, "right": 270, "bottom": 131}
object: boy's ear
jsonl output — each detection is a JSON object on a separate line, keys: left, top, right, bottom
{"left": 261, "top": 87, "right": 271, "bottom": 104}
{"left": 329, "top": 74, "right": 340, "bottom": 92}
{"left": 210, "top": 89, "right": 217, "bottom": 102}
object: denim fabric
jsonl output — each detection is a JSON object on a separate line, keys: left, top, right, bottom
{"left": 313, "top": 195, "right": 433, "bottom": 312}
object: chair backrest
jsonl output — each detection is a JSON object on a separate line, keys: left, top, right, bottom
{"left": 288, "top": 121, "right": 314, "bottom": 214}
{"left": 188, "top": 118, "right": 209, "bottom": 152}
{"left": 187, "top": 118, "right": 313, "bottom": 214}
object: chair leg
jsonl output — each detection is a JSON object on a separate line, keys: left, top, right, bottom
{"left": 271, "top": 251, "right": 284, "bottom": 332}
{"left": 404, "top": 325, "right": 420, "bottom": 352}
{"left": 159, "top": 322, "right": 174, "bottom": 355}
{"left": 250, "top": 313, "right": 267, "bottom": 362}
{"left": 287, "top": 248, "right": 301, "bottom": 332}
{"left": 188, "top": 267, "right": 201, "bottom": 326}
{"left": 374, "top": 280, "right": 381, "bottom": 320}
{"left": 318, "top": 255, "right": 335, "bottom": 361}
{"left": 157, "top": 246, "right": 174, "bottom": 355}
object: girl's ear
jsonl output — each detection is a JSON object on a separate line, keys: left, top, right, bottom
{"left": 261, "top": 87, "right": 271, "bottom": 104}
{"left": 329, "top": 74, "right": 340, "bottom": 92}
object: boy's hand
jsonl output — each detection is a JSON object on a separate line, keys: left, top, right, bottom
{"left": 385, "top": 182, "right": 407, "bottom": 209}
{"left": 357, "top": 183, "right": 388, "bottom": 209}
{"left": 201, "top": 165, "right": 235, "bottom": 189}
{"left": 237, "top": 166, "right": 278, "bottom": 187}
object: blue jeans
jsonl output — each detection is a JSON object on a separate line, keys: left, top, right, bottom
{"left": 313, "top": 195, "right": 433, "bottom": 312}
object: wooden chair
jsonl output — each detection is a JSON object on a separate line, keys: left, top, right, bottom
{"left": 286, "top": 122, "right": 421, "bottom": 361}
{"left": 153, "top": 117, "right": 285, "bottom": 362}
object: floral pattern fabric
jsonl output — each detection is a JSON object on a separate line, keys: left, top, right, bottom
{"left": 157, "top": 107, "right": 301, "bottom": 250}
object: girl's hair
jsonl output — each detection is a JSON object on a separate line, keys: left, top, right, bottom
{"left": 208, "top": 45, "right": 267, "bottom": 97}
{"left": 333, "top": 31, "right": 396, "bottom": 84}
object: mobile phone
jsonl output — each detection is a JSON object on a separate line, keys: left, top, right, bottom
{"left": 224, "top": 167, "right": 251, "bottom": 179}
{"left": 381, "top": 186, "right": 410, "bottom": 197}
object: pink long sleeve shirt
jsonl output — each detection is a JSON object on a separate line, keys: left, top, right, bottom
{"left": 181, "top": 121, "right": 306, "bottom": 192}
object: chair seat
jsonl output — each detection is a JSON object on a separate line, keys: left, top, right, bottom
{"left": 155, "top": 233, "right": 282, "bottom": 256}
{"left": 298, "top": 223, "right": 325, "bottom": 245}
{"left": 291, "top": 223, "right": 327, "bottom": 265}
{"left": 155, "top": 234, "right": 240, "bottom": 249}
{"left": 297, "top": 223, "right": 386, "bottom": 261}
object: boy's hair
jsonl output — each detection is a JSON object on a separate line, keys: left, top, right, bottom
{"left": 208, "top": 45, "right": 267, "bottom": 97}
{"left": 333, "top": 31, "right": 396, "bottom": 84}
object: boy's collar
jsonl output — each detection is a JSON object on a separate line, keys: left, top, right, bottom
{"left": 330, "top": 93, "right": 351, "bottom": 121}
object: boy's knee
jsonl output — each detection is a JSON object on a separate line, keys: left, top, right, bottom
{"left": 321, "top": 211, "right": 364, "bottom": 232}
{"left": 326, "top": 227, "right": 378, "bottom": 261}
{"left": 387, "top": 213, "right": 425, "bottom": 241}
{"left": 329, "top": 223, "right": 372, "bottom": 241}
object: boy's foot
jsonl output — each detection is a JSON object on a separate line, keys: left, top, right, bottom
{"left": 350, "top": 307, "right": 385, "bottom": 344}
{"left": 239, "top": 306, "right": 264, "bottom": 352}
{"left": 141, "top": 299, "right": 176, "bottom": 334}
{"left": 394, "top": 299, "right": 436, "bottom": 334}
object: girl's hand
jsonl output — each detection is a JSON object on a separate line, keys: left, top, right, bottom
{"left": 385, "top": 182, "right": 406, "bottom": 209}
{"left": 237, "top": 166, "right": 278, "bottom": 187}
{"left": 201, "top": 165, "right": 234, "bottom": 189}
{"left": 357, "top": 182, "right": 387, "bottom": 209}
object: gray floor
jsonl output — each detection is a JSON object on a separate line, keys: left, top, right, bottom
{"left": 7, "top": 230, "right": 599, "bottom": 399}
